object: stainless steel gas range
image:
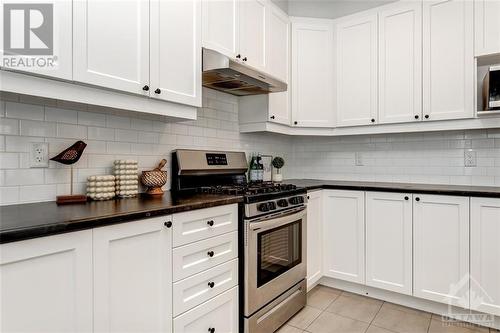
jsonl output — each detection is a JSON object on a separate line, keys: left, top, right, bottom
{"left": 172, "top": 149, "right": 307, "bottom": 333}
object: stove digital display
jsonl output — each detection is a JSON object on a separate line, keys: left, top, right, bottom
{"left": 206, "top": 153, "right": 228, "bottom": 166}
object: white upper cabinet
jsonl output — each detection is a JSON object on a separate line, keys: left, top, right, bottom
{"left": 306, "top": 190, "right": 323, "bottom": 289}
{"left": 323, "top": 190, "right": 365, "bottom": 284}
{"left": 365, "top": 192, "right": 413, "bottom": 295}
{"left": 475, "top": 0, "right": 500, "bottom": 56}
{"left": 291, "top": 18, "right": 335, "bottom": 127}
{"left": 93, "top": 217, "right": 172, "bottom": 333}
{"left": 413, "top": 194, "right": 469, "bottom": 308}
{"left": 73, "top": 0, "right": 150, "bottom": 95}
{"left": 150, "top": 0, "right": 201, "bottom": 107}
{"left": 0, "top": 231, "right": 93, "bottom": 333}
{"left": 423, "top": 0, "right": 474, "bottom": 121}
{"left": 470, "top": 197, "right": 500, "bottom": 317}
{"left": 335, "top": 13, "right": 378, "bottom": 127}
{"left": 202, "top": 0, "right": 240, "bottom": 59}
{"left": 239, "top": 0, "right": 267, "bottom": 71}
{"left": 378, "top": 2, "right": 422, "bottom": 124}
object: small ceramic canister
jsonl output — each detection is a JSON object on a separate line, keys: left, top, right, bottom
{"left": 87, "top": 175, "right": 116, "bottom": 201}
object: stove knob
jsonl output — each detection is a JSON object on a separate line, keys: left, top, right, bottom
{"left": 277, "top": 199, "right": 288, "bottom": 207}
{"left": 288, "top": 197, "right": 299, "bottom": 205}
{"left": 297, "top": 196, "right": 304, "bottom": 204}
{"left": 268, "top": 202, "right": 277, "bottom": 210}
{"left": 258, "top": 203, "right": 270, "bottom": 212}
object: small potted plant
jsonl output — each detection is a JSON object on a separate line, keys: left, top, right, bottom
{"left": 272, "top": 156, "right": 285, "bottom": 182}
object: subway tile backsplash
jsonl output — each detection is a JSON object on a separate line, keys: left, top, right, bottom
{"left": 0, "top": 88, "right": 500, "bottom": 205}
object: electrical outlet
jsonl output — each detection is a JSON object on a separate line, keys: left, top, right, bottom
{"left": 464, "top": 150, "right": 477, "bottom": 167}
{"left": 355, "top": 152, "right": 364, "bottom": 166}
{"left": 30, "top": 142, "right": 49, "bottom": 168}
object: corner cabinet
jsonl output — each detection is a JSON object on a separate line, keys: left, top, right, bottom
{"left": 93, "top": 216, "right": 173, "bottom": 333}
{"left": 323, "top": 190, "right": 365, "bottom": 283}
{"left": 422, "top": 0, "right": 474, "bottom": 121}
{"left": 306, "top": 190, "right": 323, "bottom": 289}
{"left": 0, "top": 231, "right": 93, "bottom": 333}
{"left": 413, "top": 194, "right": 470, "bottom": 308}
{"left": 335, "top": 13, "right": 378, "bottom": 127}
{"left": 291, "top": 17, "right": 335, "bottom": 128}
{"left": 474, "top": 0, "right": 500, "bottom": 57}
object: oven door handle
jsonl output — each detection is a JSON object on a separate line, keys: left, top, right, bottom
{"left": 248, "top": 207, "right": 306, "bottom": 232}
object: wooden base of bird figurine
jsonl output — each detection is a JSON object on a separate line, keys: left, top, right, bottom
{"left": 56, "top": 195, "right": 88, "bottom": 205}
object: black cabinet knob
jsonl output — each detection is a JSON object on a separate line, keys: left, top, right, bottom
{"left": 142, "top": 85, "right": 149, "bottom": 91}
{"left": 294, "top": 121, "right": 298, "bottom": 125}
{"left": 208, "top": 281, "right": 215, "bottom": 288}
{"left": 404, "top": 196, "right": 409, "bottom": 201}
{"left": 207, "top": 251, "right": 215, "bottom": 257}
{"left": 236, "top": 54, "right": 241, "bottom": 59}
{"left": 270, "top": 115, "right": 275, "bottom": 119}
{"left": 164, "top": 221, "right": 172, "bottom": 228}
{"left": 424, "top": 115, "right": 429, "bottom": 119}
{"left": 207, "top": 220, "right": 214, "bottom": 227}
{"left": 307, "top": 196, "right": 310, "bottom": 199}
{"left": 414, "top": 115, "right": 419, "bottom": 119}
{"left": 371, "top": 118, "right": 376, "bottom": 123}
{"left": 208, "top": 328, "right": 216, "bottom": 333}
{"left": 242, "top": 57, "right": 247, "bottom": 61}
{"left": 415, "top": 197, "right": 420, "bottom": 202}
{"left": 154, "top": 88, "right": 161, "bottom": 94}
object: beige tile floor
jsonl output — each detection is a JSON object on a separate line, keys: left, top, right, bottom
{"left": 278, "top": 285, "right": 500, "bottom": 333}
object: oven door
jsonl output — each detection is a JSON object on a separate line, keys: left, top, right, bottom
{"left": 244, "top": 206, "right": 307, "bottom": 316}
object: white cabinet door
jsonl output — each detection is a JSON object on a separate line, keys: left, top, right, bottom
{"left": 0, "top": 231, "right": 92, "bottom": 333}
{"left": 202, "top": 0, "right": 239, "bottom": 59}
{"left": 239, "top": 0, "right": 267, "bottom": 71}
{"left": 413, "top": 194, "right": 469, "bottom": 307}
{"left": 470, "top": 197, "right": 500, "bottom": 316}
{"left": 267, "top": 4, "right": 290, "bottom": 125}
{"left": 93, "top": 217, "right": 172, "bottom": 333}
{"left": 323, "top": 190, "right": 365, "bottom": 284}
{"left": 335, "top": 13, "right": 378, "bottom": 127}
{"left": 291, "top": 18, "right": 335, "bottom": 127}
{"left": 174, "top": 287, "right": 239, "bottom": 333}
{"left": 475, "top": 0, "right": 500, "bottom": 56}
{"left": 307, "top": 190, "right": 323, "bottom": 289}
{"left": 150, "top": 0, "right": 201, "bottom": 107}
{"left": 378, "top": 2, "right": 422, "bottom": 124}
{"left": 0, "top": 0, "right": 73, "bottom": 80}
{"left": 73, "top": 0, "right": 150, "bottom": 95}
{"left": 423, "top": 0, "right": 474, "bottom": 121}
{"left": 366, "top": 192, "right": 412, "bottom": 295}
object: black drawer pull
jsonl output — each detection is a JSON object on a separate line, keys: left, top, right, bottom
{"left": 404, "top": 196, "right": 409, "bottom": 201}
{"left": 207, "top": 220, "right": 214, "bottom": 227}
{"left": 208, "top": 281, "right": 215, "bottom": 288}
{"left": 415, "top": 197, "right": 420, "bottom": 202}
{"left": 208, "top": 328, "right": 216, "bottom": 333}
{"left": 164, "top": 221, "right": 172, "bottom": 228}
{"left": 207, "top": 251, "right": 215, "bottom": 257}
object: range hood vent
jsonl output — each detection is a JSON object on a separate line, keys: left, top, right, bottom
{"left": 202, "top": 48, "right": 287, "bottom": 96}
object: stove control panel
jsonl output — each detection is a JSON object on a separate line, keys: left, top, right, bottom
{"left": 246, "top": 194, "right": 307, "bottom": 218}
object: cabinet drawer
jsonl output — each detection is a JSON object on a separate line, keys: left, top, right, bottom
{"left": 173, "top": 231, "right": 238, "bottom": 282}
{"left": 173, "top": 286, "right": 238, "bottom": 333}
{"left": 172, "top": 204, "right": 238, "bottom": 247}
{"left": 173, "top": 259, "right": 238, "bottom": 316}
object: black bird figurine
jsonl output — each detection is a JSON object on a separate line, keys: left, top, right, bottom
{"left": 50, "top": 141, "right": 88, "bottom": 205}
{"left": 50, "top": 140, "right": 87, "bottom": 165}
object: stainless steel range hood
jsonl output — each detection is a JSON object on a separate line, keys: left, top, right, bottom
{"left": 202, "top": 48, "right": 287, "bottom": 96}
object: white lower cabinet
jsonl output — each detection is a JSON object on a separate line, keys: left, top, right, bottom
{"left": 173, "top": 286, "right": 239, "bottom": 333}
{"left": 0, "top": 231, "right": 93, "bottom": 333}
{"left": 307, "top": 190, "right": 323, "bottom": 289}
{"left": 323, "top": 190, "right": 365, "bottom": 283}
{"left": 470, "top": 197, "right": 500, "bottom": 316}
{"left": 365, "top": 192, "right": 413, "bottom": 295}
{"left": 413, "top": 194, "right": 470, "bottom": 307}
{"left": 93, "top": 217, "right": 172, "bottom": 333}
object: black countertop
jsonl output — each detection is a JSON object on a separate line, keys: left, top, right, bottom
{"left": 285, "top": 179, "right": 500, "bottom": 198}
{"left": 0, "top": 193, "right": 243, "bottom": 244}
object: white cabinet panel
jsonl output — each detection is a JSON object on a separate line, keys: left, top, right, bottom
{"left": 423, "top": 0, "right": 474, "bottom": 121}
{"left": 267, "top": 5, "right": 289, "bottom": 82}
{"left": 239, "top": 0, "right": 267, "bottom": 71}
{"left": 475, "top": 0, "right": 500, "bottom": 56}
{"left": 335, "top": 13, "right": 378, "bottom": 127}
{"left": 291, "top": 18, "right": 335, "bottom": 127}
{"left": 172, "top": 231, "right": 238, "bottom": 282}
{"left": 307, "top": 190, "right": 323, "bottom": 289}
{"left": 0, "top": 231, "right": 92, "bottom": 333}
{"left": 0, "top": 0, "right": 73, "bottom": 80}
{"left": 378, "top": 2, "right": 422, "bottom": 124}
{"left": 366, "top": 192, "right": 412, "bottom": 295}
{"left": 470, "top": 197, "right": 500, "bottom": 316}
{"left": 323, "top": 190, "right": 365, "bottom": 283}
{"left": 172, "top": 204, "right": 238, "bottom": 247}
{"left": 413, "top": 194, "right": 469, "bottom": 307}
{"left": 93, "top": 217, "right": 172, "bottom": 333}
{"left": 73, "top": 0, "right": 150, "bottom": 95}
{"left": 173, "top": 259, "right": 238, "bottom": 316}
{"left": 150, "top": 0, "right": 201, "bottom": 107}
{"left": 174, "top": 287, "right": 239, "bottom": 333}
{"left": 202, "top": 0, "right": 239, "bottom": 59}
